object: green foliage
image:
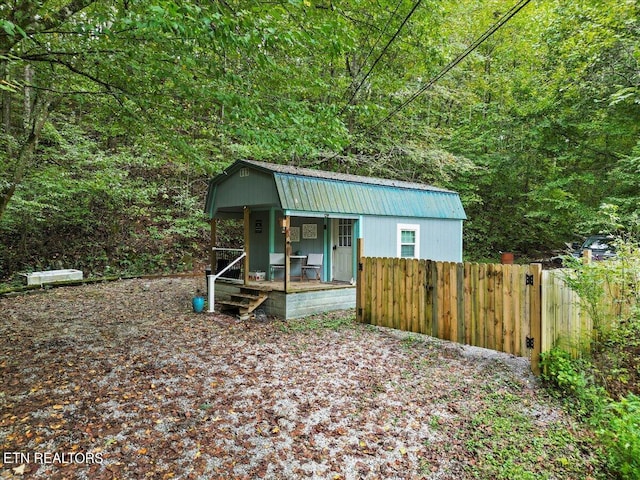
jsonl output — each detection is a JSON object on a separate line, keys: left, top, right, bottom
{"left": 542, "top": 234, "right": 640, "bottom": 478}
{"left": 541, "top": 348, "right": 607, "bottom": 420}
{"left": 599, "top": 394, "right": 640, "bottom": 479}
{"left": 541, "top": 347, "right": 640, "bottom": 478}
{"left": 560, "top": 233, "right": 640, "bottom": 344}
{"left": 560, "top": 257, "right": 612, "bottom": 340}
{"left": 1, "top": 0, "right": 640, "bottom": 276}
{"left": 462, "top": 389, "right": 598, "bottom": 479}
{"left": 2, "top": 0, "right": 640, "bottom": 266}
{"left": 0, "top": 116, "right": 210, "bottom": 281}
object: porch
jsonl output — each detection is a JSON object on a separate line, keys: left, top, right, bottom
{"left": 208, "top": 212, "right": 357, "bottom": 287}
{"left": 213, "top": 278, "right": 356, "bottom": 320}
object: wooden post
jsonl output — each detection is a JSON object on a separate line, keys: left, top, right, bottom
{"left": 209, "top": 218, "right": 217, "bottom": 273}
{"left": 284, "top": 215, "right": 291, "bottom": 293}
{"left": 464, "top": 262, "right": 473, "bottom": 345}
{"left": 426, "top": 260, "right": 436, "bottom": 337}
{"left": 456, "top": 262, "right": 465, "bottom": 344}
{"left": 529, "top": 263, "right": 543, "bottom": 375}
{"left": 243, "top": 207, "right": 250, "bottom": 285}
{"left": 356, "top": 238, "right": 364, "bottom": 322}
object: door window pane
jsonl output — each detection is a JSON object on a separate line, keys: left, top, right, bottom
{"left": 339, "top": 219, "right": 352, "bottom": 247}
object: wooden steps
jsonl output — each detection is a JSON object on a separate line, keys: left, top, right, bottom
{"left": 218, "top": 287, "right": 269, "bottom": 316}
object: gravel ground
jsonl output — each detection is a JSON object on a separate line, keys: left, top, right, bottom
{"left": 0, "top": 277, "right": 599, "bottom": 479}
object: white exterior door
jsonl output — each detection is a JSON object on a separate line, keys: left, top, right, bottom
{"left": 332, "top": 219, "right": 353, "bottom": 282}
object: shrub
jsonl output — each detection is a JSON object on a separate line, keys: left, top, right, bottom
{"left": 542, "top": 343, "right": 640, "bottom": 478}
{"left": 599, "top": 394, "right": 640, "bottom": 479}
{"left": 540, "top": 348, "right": 607, "bottom": 420}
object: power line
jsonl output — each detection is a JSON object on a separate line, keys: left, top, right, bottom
{"left": 340, "top": 0, "right": 403, "bottom": 105}
{"left": 369, "top": 0, "right": 534, "bottom": 130}
{"left": 339, "top": 0, "right": 423, "bottom": 116}
{"left": 357, "top": 0, "right": 405, "bottom": 68}
{"left": 337, "top": 0, "right": 405, "bottom": 106}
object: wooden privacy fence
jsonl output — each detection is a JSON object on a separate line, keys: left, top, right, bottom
{"left": 356, "top": 255, "right": 542, "bottom": 373}
{"left": 355, "top": 248, "right": 633, "bottom": 375}
{"left": 541, "top": 269, "right": 634, "bottom": 358}
{"left": 540, "top": 269, "right": 589, "bottom": 359}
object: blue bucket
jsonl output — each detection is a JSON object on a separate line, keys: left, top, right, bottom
{"left": 192, "top": 296, "right": 205, "bottom": 313}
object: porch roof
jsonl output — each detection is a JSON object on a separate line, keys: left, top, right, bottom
{"left": 205, "top": 160, "right": 466, "bottom": 220}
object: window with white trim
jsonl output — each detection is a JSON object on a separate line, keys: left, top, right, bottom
{"left": 397, "top": 224, "right": 420, "bottom": 258}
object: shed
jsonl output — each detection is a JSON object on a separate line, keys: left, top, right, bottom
{"left": 204, "top": 160, "right": 466, "bottom": 318}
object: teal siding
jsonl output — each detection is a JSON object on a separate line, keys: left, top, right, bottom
{"left": 266, "top": 288, "right": 356, "bottom": 319}
{"left": 206, "top": 167, "right": 279, "bottom": 216}
{"left": 213, "top": 282, "right": 356, "bottom": 320}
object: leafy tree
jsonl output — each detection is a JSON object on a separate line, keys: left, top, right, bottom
{"left": 0, "top": 1, "right": 328, "bottom": 219}
{"left": 2, "top": 0, "right": 640, "bottom": 279}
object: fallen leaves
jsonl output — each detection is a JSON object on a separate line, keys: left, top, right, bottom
{"left": 0, "top": 277, "right": 600, "bottom": 479}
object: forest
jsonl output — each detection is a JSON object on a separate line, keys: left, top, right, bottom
{"left": 1, "top": 0, "right": 639, "bottom": 282}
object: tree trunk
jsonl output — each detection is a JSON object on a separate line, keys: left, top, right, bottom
{"left": 23, "top": 64, "right": 34, "bottom": 130}
{"left": 1, "top": 60, "right": 11, "bottom": 145}
{"left": 0, "top": 94, "right": 52, "bottom": 223}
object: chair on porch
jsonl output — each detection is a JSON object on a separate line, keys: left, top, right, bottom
{"left": 269, "top": 253, "right": 285, "bottom": 280}
{"left": 301, "top": 253, "right": 323, "bottom": 281}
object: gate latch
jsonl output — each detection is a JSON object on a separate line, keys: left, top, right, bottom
{"left": 526, "top": 336, "right": 535, "bottom": 349}
{"left": 525, "top": 274, "right": 534, "bottom": 286}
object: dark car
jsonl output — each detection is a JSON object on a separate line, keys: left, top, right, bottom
{"left": 571, "top": 235, "right": 616, "bottom": 261}
{"left": 550, "top": 235, "right": 616, "bottom": 266}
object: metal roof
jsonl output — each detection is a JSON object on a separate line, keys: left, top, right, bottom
{"left": 274, "top": 173, "right": 466, "bottom": 219}
{"left": 240, "top": 159, "right": 456, "bottom": 194}
{"left": 207, "top": 160, "right": 466, "bottom": 220}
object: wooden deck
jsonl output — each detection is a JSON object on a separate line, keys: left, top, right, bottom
{"left": 245, "top": 279, "right": 354, "bottom": 292}
{"left": 214, "top": 279, "right": 356, "bottom": 319}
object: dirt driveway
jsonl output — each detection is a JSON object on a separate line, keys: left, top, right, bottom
{"left": 1, "top": 278, "right": 601, "bottom": 479}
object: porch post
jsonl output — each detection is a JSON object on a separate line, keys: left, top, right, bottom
{"left": 354, "top": 216, "right": 363, "bottom": 283}
{"left": 323, "top": 215, "right": 329, "bottom": 282}
{"left": 268, "top": 208, "right": 276, "bottom": 256}
{"left": 209, "top": 218, "right": 217, "bottom": 274}
{"left": 244, "top": 206, "right": 250, "bottom": 285}
{"left": 284, "top": 215, "right": 291, "bottom": 293}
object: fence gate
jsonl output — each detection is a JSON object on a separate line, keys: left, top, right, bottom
{"left": 356, "top": 248, "right": 542, "bottom": 374}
